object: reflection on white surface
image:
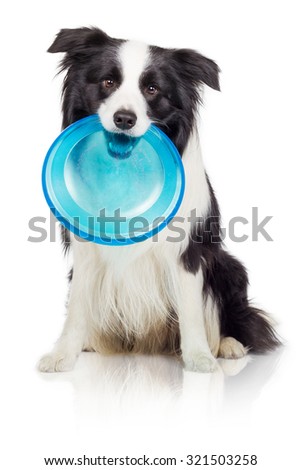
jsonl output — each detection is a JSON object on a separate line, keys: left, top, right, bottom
{"left": 39, "top": 349, "right": 283, "bottom": 425}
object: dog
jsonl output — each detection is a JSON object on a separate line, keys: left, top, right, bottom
{"left": 38, "top": 27, "right": 280, "bottom": 373}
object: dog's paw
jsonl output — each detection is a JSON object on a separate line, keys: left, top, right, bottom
{"left": 37, "top": 351, "right": 77, "bottom": 373}
{"left": 218, "top": 337, "right": 247, "bottom": 359}
{"left": 184, "top": 352, "right": 217, "bottom": 373}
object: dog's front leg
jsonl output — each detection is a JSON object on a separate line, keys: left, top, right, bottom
{"left": 38, "top": 265, "right": 87, "bottom": 373}
{"left": 178, "top": 267, "right": 217, "bottom": 373}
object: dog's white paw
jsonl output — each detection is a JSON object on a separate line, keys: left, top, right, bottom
{"left": 184, "top": 352, "right": 217, "bottom": 373}
{"left": 38, "top": 351, "right": 77, "bottom": 373}
{"left": 218, "top": 337, "right": 247, "bottom": 359}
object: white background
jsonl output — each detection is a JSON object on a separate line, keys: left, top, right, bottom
{"left": 1, "top": 1, "right": 301, "bottom": 469}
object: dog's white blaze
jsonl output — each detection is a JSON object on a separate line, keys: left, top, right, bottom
{"left": 98, "top": 41, "right": 151, "bottom": 136}
{"left": 119, "top": 40, "right": 149, "bottom": 86}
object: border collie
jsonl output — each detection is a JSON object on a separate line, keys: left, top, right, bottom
{"left": 38, "top": 27, "right": 280, "bottom": 373}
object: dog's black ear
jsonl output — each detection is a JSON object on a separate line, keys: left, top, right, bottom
{"left": 173, "top": 49, "right": 220, "bottom": 91}
{"left": 48, "top": 27, "right": 110, "bottom": 54}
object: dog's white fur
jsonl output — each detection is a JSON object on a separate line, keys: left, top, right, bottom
{"left": 99, "top": 41, "right": 151, "bottom": 137}
{"left": 38, "top": 41, "right": 246, "bottom": 373}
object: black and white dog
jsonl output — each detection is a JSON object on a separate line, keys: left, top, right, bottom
{"left": 38, "top": 27, "right": 279, "bottom": 373}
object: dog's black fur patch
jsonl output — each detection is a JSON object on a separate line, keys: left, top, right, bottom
{"left": 181, "top": 178, "right": 280, "bottom": 352}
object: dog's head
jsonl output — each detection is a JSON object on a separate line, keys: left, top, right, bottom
{"left": 49, "top": 27, "right": 220, "bottom": 154}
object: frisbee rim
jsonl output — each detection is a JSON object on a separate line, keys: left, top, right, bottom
{"left": 42, "top": 115, "right": 185, "bottom": 246}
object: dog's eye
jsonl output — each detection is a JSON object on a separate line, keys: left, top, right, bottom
{"left": 146, "top": 84, "right": 158, "bottom": 95}
{"left": 104, "top": 79, "right": 115, "bottom": 88}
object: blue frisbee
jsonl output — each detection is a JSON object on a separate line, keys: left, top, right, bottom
{"left": 42, "top": 115, "right": 185, "bottom": 245}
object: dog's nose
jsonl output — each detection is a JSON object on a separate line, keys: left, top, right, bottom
{"left": 113, "top": 110, "right": 137, "bottom": 130}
